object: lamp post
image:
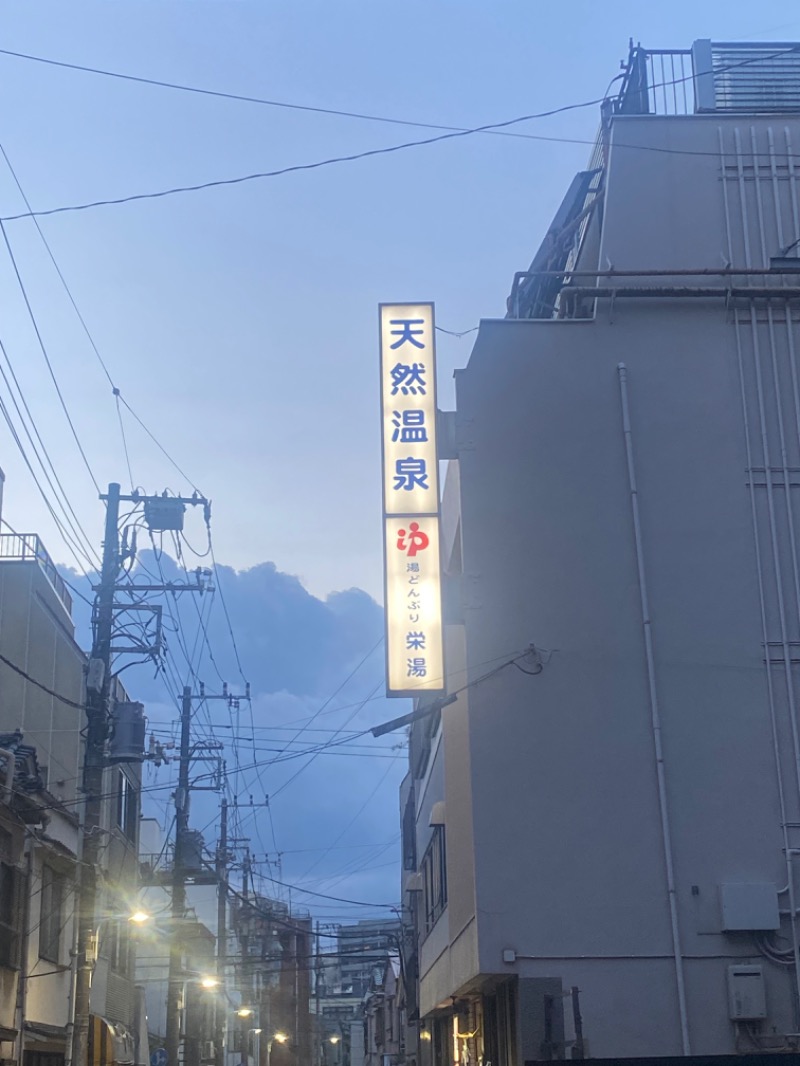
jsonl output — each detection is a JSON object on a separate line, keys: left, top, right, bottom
{"left": 180, "top": 976, "right": 221, "bottom": 1066}
{"left": 329, "top": 1033, "right": 341, "bottom": 1066}
{"left": 266, "top": 1031, "right": 288, "bottom": 1066}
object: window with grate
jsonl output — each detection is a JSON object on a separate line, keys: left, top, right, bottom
{"left": 402, "top": 792, "right": 416, "bottom": 872}
{"left": 421, "top": 826, "right": 447, "bottom": 934}
{"left": 107, "top": 916, "right": 132, "bottom": 976}
{"left": 0, "top": 860, "right": 21, "bottom": 968}
{"left": 39, "top": 865, "right": 65, "bottom": 963}
{"left": 115, "top": 770, "right": 139, "bottom": 843}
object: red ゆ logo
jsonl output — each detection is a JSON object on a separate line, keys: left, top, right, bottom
{"left": 396, "top": 522, "right": 429, "bottom": 557}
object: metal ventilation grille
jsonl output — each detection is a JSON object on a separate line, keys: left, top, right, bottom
{"left": 712, "top": 45, "right": 800, "bottom": 112}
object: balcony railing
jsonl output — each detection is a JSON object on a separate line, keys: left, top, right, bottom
{"left": 0, "top": 533, "right": 73, "bottom": 615}
{"left": 615, "top": 40, "right": 800, "bottom": 117}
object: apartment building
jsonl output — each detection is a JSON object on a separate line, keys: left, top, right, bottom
{"left": 400, "top": 39, "right": 800, "bottom": 1062}
{"left": 0, "top": 475, "right": 144, "bottom": 1065}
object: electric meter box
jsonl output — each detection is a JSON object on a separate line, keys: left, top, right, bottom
{"left": 727, "top": 965, "right": 767, "bottom": 1020}
{"left": 720, "top": 882, "right": 780, "bottom": 931}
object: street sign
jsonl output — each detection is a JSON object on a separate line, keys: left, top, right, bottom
{"left": 379, "top": 303, "right": 445, "bottom": 696}
{"left": 151, "top": 1048, "right": 167, "bottom": 1066}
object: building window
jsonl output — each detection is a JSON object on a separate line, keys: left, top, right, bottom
{"left": 402, "top": 793, "right": 416, "bottom": 872}
{"left": 116, "top": 770, "right": 138, "bottom": 842}
{"left": 39, "top": 865, "right": 65, "bottom": 963}
{"left": 107, "top": 917, "right": 131, "bottom": 976}
{"left": 422, "top": 826, "right": 447, "bottom": 933}
{"left": 0, "top": 859, "right": 20, "bottom": 968}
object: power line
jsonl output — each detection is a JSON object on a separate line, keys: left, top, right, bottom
{"left": 297, "top": 757, "right": 401, "bottom": 881}
{"left": 0, "top": 360, "right": 99, "bottom": 574}
{"left": 0, "top": 650, "right": 84, "bottom": 708}
{"left": 0, "top": 213, "right": 101, "bottom": 493}
{"left": 1, "top": 46, "right": 799, "bottom": 223}
{"left": 0, "top": 517, "right": 94, "bottom": 606}
{"left": 0, "top": 141, "right": 203, "bottom": 498}
{"left": 0, "top": 47, "right": 558, "bottom": 141}
{"left": 115, "top": 393, "right": 135, "bottom": 491}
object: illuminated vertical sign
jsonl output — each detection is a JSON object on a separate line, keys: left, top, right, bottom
{"left": 379, "top": 303, "right": 445, "bottom": 696}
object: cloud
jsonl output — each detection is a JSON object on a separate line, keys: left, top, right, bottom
{"left": 62, "top": 551, "right": 407, "bottom": 918}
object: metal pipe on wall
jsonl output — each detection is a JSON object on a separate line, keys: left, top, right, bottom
{"left": 617, "top": 363, "right": 691, "bottom": 1056}
{"left": 723, "top": 124, "right": 800, "bottom": 1018}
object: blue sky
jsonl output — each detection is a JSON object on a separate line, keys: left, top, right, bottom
{"left": 3, "top": 0, "right": 798, "bottom": 598}
{"left": 5, "top": 0, "right": 800, "bottom": 910}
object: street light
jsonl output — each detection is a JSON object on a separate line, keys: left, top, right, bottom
{"left": 200, "top": 976, "right": 220, "bottom": 990}
{"left": 128, "top": 910, "right": 151, "bottom": 924}
{"left": 265, "top": 1031, "right": 289, "bottom": 1066}
{"left": 237, "top": 1008, "right": 254, "bottom": 1019}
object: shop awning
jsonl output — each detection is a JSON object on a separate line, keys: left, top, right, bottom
{"left": 89, "top": 1016, "right": 135, "bottom": 1066}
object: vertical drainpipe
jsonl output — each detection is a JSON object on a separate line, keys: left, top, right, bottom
{"left": 16, "top": 842, "right": 33, "bottom": 1066}
{"left": 617, "top": 363, "right": 691, "bottom": 1056}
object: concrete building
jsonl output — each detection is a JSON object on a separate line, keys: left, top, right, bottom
{"left": 336, "top": 921, "right": 402, "bottom": 999}
{"left": 0, "top": 478, "right": 144, "bottom": 1066}
{"left": 314, "top": 920, "right": 402, "bottom": 1066}
{"left": 363, "top": 956, "right": 402, "bottom": 1066}
{"left": 400, "top": 39, "right": 800, "bottom": 1062}
{"left": 234, "top": 894, "right": 313, "bottom": 1066}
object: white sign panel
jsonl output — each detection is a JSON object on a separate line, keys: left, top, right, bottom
{"left": 379, "top": 303, "right": 439, "bottom": 516}
{"left": 383, "top": 515, "right": 444, "bottom": 696}
{"left": 380, "top": 302, "right": 444, "bottom": 697}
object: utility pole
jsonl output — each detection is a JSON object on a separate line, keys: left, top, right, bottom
{"left": 72, "top": 482, "right": 121, "bottom": 1066}
{"left": 215, "top": 798, "right": 228, "bottom": 1066}
{"left": 166, "top": 686, "right": 193, "bottom": 1066}
{"left": 241, "top": 850, "right": 251, "bottom": 1066}
{"left": 165, "top": 689, "right": 247, "bottom": 1066}
{"left": 314, "top": 921, "right": 322, "bottom": 1066}
{"left": 71, "top": 483, "right": 213, "bottom": 1066}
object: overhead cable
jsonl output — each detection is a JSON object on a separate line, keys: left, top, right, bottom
{"left": 0, "top": 45, "right": 799, "bottom": 222}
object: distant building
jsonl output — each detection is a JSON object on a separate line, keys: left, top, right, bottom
{"left": 335, "top": 920, "right": 401, "bottom": 998}
{"left": 399, "top": 38, "right": 800, "bottom": 1063}
{"left": 234, "top": 894, "right": 313, "bottom": 1066}
{"left": 363, "top": 956, "right": 401, "bottom": 1066}
{"left": 314, "top": 919, "right": 401, "bottom": 1066}
{"left": 0, "top": 475, "right": 144, "bottom": 1066}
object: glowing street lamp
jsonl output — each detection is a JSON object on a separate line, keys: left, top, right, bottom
{"left": 128, "top": 910, "right": 151, "bottom": 924}
{"left": 200, "top": 975, "right": 220, "bottom": 990}
{"left": 237, "top": 1008, "right": 254, "bottom": 1019}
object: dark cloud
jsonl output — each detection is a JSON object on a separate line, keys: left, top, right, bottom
{"left": 62, "top": 551, "right": 406, "bottom": 917}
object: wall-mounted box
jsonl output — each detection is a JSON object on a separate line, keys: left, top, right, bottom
{"left": 727, "top": 965, "right": 767, "bottom": 1020}
{"left": 720, "top": 883, "right": 779, "bottom": 931}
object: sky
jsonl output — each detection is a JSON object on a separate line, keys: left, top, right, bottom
{"left": 3, "top": 0, "right": 800, "bottom": 915}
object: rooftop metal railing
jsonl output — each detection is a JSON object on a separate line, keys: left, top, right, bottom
{"left": 616, "top": 47, "right": 695, "bottom": 116}
{"left": 615, "top": 41, "right": 800, "bottom": 117}
{"left": 0, "top": 532, "right": 72, "bottom": 615}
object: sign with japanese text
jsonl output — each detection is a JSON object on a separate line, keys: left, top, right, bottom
{"left": 384, "top": 516, "right": 444, "bottom": 695}
{"left": 379, "top": 304, "right": 440, "bottom": 516}
{"left": 380, "top": 303, "right": 445, "bottom": 697}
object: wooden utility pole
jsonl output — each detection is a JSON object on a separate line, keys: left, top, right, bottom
{"left": 166, "top": 686, "right": 193, "bottom": 1066}
{"left": 72, "top": 482, "right": 121, "bottom": 1066}
{"left": 72, "top": 484, "right": 211, "bottom": 1066}
{"left": 215, "top": 798, "right": 229, "bottom": 1066}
